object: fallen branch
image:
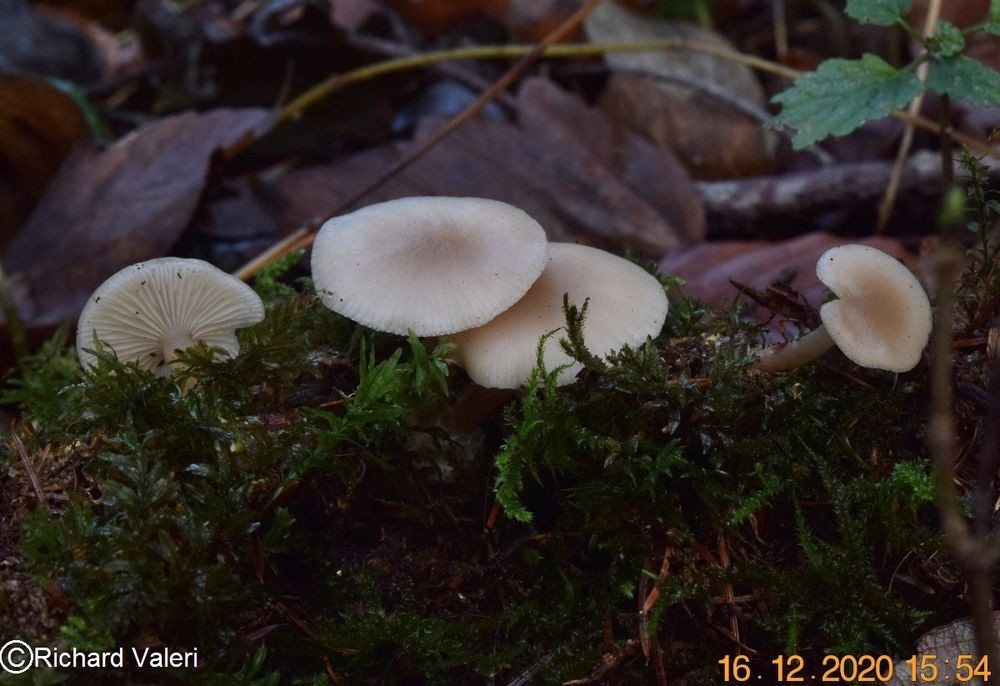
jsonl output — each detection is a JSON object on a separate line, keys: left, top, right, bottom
{"left": 697, "top": 151, "right": 947, "bottom": 236}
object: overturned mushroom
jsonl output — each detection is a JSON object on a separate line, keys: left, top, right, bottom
{"left": 754, "top": 244, "right": 932, "bottom": 373}
{"left": 310, "top": 196, "right": 548, "bottom": 336}
{"left": 77, "top": 257, "right": 265, "bottom": 374}
{"left": 452, "top": 242, "right": 669, "bottom": 389}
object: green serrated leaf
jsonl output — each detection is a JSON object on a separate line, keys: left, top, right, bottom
{"left": 927, "top": 55, "right": 1000, "bottom": 106}
{"left": 927, "top": 21, "right": 965, "bottom": 58}
{"left": 987, "top": 0, "right": 1000, "bottom": 33}
{"left": 772, "top": 54, "right": 923, "bottom": 148}
{"left": 845, "top": 0, "right": 913, "bottom": 26}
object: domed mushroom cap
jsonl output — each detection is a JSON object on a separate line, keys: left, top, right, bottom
{"left": 310, "top": 196, "right": 548, "bottom": 336}
{"left": 817, "top": 244, "right": 932, "bottom": 372}
{"left": 452, "top": 242, "right": 669, "bottom": 389}
{"left": 77, "top": 257, "right": 265, "bottom": 374}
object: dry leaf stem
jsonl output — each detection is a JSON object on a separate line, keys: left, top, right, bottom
{"left": 929, "top": 240, "right": 1000, "bottom": 669}
{"left": 876, "top": 0, "right": 942, "bottom": 233}
{"left": 277, "top": 39, "right": 799, "bottom": 124}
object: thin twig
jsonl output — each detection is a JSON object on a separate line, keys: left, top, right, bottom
{"left": 233, "top": 224, "right": 314, "bottom": 282}
{"left": 347, "top": 34, "right": 520, "bottom": 114}
{"left": 927, "top": 240, "right": 1000, "bottom": 669}
{"left": 277, "top": 39, "right": 799, "bottom": 124}
{"left": 877, "top": 0, "right": 943, "bottom": 233}
{"left": 773, "top": 0, "right": 789, "bottom": 65}
{"left": 10, "top": 421, "right": 49, "bottom": 513}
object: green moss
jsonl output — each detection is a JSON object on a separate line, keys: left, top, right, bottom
{"left": 0, "top": 248, "right": 980, "bottom": 684}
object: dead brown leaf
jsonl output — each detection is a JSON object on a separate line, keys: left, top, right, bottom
{"left": 265, "top": 77, "right": 703, "bottom": 257}
{"left": 379, "top": 0, "right": 505, "bottom": 35}
{"left": 38, "top": 6, "right": 146, "bottom": 84}
{"left": 585, "top": 1, "right": 774, "bottom": 179}
{"left": 0, "top": 0, "right": 103, "bottom": 84}
{"left": 489, "top": 0, "right": 585, "bottom": 42}
{"left": 2, "top": 108, "right": 273, "bottom": 327}
{"left": 0, "top": 75, "right": 90, "bottom": 248}
{"left": 330, "top": 0, "right": 383, "bottom": 31}
{"left": 36, "top": 0, "right": 133, "bottom": 31}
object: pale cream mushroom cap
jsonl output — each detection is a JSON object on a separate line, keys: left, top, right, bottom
{"left": 817, "top": 244, "right": 932, "bottom": 372}
{"left": 452, "top": 243, "right": 669, "bottom": 389}
{"left": 310, "top": 197, "right": 548, "bottom": 336}
{"left": 77, "top": 257, "right": 265, "bottom": 375}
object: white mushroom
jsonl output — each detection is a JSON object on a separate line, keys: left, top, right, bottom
{"left": 452, "top": 242, "right": 669, "bottom": 389}
{"left": 310, "top": 196, "right": 548, "bottom": 336}
{"left": 754, "top": 244, "right": 932, "bottom": 373}
{"left": 77, "top": 257, "right": 265, "bottom": 374}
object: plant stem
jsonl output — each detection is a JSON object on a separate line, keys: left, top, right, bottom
{"left": 876, "top": 0, "right": 942, "bottom": 233}
{"left": 940, "top": 94, "right": 954, "bottom": 188}
{"left": 928, "top": 240, "right": 1000, "bottom": 670}
{"left": 753, "top": 326, "right": 835, "bottom": 373}
{"left": 277, "top": 40, "right": 800, "bottom": 124}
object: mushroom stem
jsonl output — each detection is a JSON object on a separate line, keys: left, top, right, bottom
{"left": 162, "top": 333, "right": 196, "bottom": 367}
{"left": 753, "top": 325, "right": 835, "bottom": 373}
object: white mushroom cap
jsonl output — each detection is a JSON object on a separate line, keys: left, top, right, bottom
{"left": 817, "top": 244, "right": 932, "bottom": 372}
{"left": 452, "top": 242, "right": 669, "bottom": 389}
{"left": 77, "top": 257, "right": 265, "bottom": 375}
{"left": 310, "top": 196, "right": 548, "bottom": 336}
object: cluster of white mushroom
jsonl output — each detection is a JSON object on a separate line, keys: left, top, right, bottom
{"left": 76, "top": 197, "right": 934, "bottom": 387}
{"left": 76, "top": 196, "right": 670, "bottom": 389}
{"left": 309, "top": 196, "right": 670, "bottom": 388}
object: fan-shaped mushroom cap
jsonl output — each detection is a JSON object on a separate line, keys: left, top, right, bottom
{"left": 452, "top": 242, "right": 669, "bottom": 388}
{"left": 310, "top": 196, "right": 548, "bottom": 336}
{"left": 77, "top": 257, "right": 265, "bottom": 374}
{"left": 817, "top": 244, "right": 932, "bottom": 372}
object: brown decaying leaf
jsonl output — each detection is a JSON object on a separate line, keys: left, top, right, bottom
{"left": 330, "top": 0, "right": 383, "bottom": 31}
{"left": 489, "top": 0, "right": 585, "bottom": 42}
{"left": 659, "top": 232, "right": 915, "bottom": 321}
{"left": 38, "top": 5, "right": 146, "bottom": 83}
{"left": 267, "top": 77, "right": 704, "bottom": 257}
{"left": 379, "top": 0, "right": 506, "bottom": 35}
{"left": 584, "top": 1, "right": 774, "bottom": 179}
{"left": 36, "top": 0, "right": 132, "bottom": 31}
{"left": 0, "top": 75, "right": 90, "bottom": 248}
{"left": 0, "top": 0, "right": 103, "bottom": 84}
{"left": 2, "top": 108, "right": 273, "bottom": 327}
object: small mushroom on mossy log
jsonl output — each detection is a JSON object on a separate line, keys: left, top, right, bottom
{"left": 753, "top": 245, "right": 932, "bottom": 373}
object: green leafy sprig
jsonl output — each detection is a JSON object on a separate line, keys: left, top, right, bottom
{"left": 773, "top": 0, "right": 1000, "bottom": 147}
